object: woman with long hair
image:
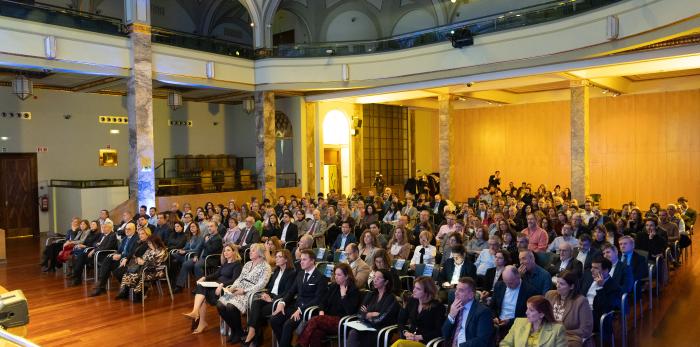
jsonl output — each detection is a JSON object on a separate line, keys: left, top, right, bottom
{"left": 358, "top": 230, "right": 378, "bottom": 262}
{"left": 347, "top": 269, "right": 400, "bottom": 346}
{"left": 115, "top": 235, "right": 168, "bottom": 302}
{"left": 387, "top": 227, "right": 411, "bottom": 260}
{"left": 545, "top": 271, "right": 594, "bottom": 347}
{"left": 390, "top": 276, "right": 445, "bottom": 347}
{"left": 264, "top": 237, "right": 282, "bottom": 266}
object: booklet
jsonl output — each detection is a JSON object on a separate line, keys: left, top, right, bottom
{"left": 345, "top": 320, "right": 377, "bottom": 332}
{"left": 198, "top": 281, "right": 220, "bottom": 288}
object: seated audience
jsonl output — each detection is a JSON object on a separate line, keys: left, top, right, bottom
{"left": 368, "top": 249, "right": 401, "bottom": 293}
{"left": 153, "top": 212, "right": 172, "bottom": 245}
{"left": 91, "top": 223, "right": 148, "bottom": 296}
{"left": 602, "top": 242, "right": 634, "bottom": 293}
{"left": 358, "top": 230, "right": 379, "bottom": 262}
{"left": 547, "top": 242, "right": 583, "bottom": 279}
{"left": 518, "top": 250, "right": 553, "bottom": 295}
{"left": 409, "top": 231, "right": 437, "bottom": 271}
{"left": 345, "top": 243, "right": 371, "bottom": 289}
{"left": 170, "top": 222, "right": 204, "bottom": 272}
{"left": 391, "top": 276, "right": 445, "bottom": 347}
{"left": 239, "top": 216, "right": 262, "bottom": 249}
{"left": 331, "top": 221, "right": 357, "bottom": 255}
{"left": 279, "top": 212, "right": 299, "bottom": 243}
{"left": 441, "top": 277, "right": 494, "bottom": 346}
{"left": 591, "top": 225, "right": 608, "bottom": 252}
{"left": 574, "top": 234, "right": 599, "bottom": 271}
{"left": 580, "top": 257, "right": 621, "bottom": 332}
{"left": 297, "top": 263, "right": 360, "bottom": 347}
{"left": 547, "top": 223, "right": 580, "bottom": 252}
{"left": 174, "top": 221, "right": 224, "bottom": 293}
{"left": 347, "top": 269, "right": 400, "bottom": 346}
{"left": 545, "top": 271, "right": 594, "bottom": 347}
{"left": 270, "top": 249, "right": 328, "bottom": 347}
{"left": 115, "top": 235, "right": 167, "bottom": 302}
{"left": 522, "top": 213, "right": 549, "bottom": 253}
{"left": 618, "top": 236, "right": 648, "bottom": 281}
{"left": 184, "top": 243, "right": 243, "bottom": 334}
{"left": 438, "top": 245, "right": 476, "bottom": 302}
{"left": 264, "top": 237, "right": 282, "bottom": 266}
{"left": 499, "top": 295, "right": 567, "bottom": 347}
{"left": 71, "top": 221, "right": 119, "bottom": 286}
{"left": 635, "top": 218, "right": 667, "bottom": 257}
{"left": 245, "top": 249, "right": 297, "bottom": 346}
{"left": 387, "top": 227, "right": 412, "bottom": 260}
{"left": 441, "top": 232, "right": 464, "bottom": 266}
{"left": 167, "top": 221, "right": 188, "bottom": 251}
{"left": 42, "top": 217, "right": 80, "bottom": 272}
{"left": 216, "top": 244, "right": 272, "bottom": 342}
{"left": 490, "top": 265, "right": 538, "bottom": 335}
{"left": 479, "top": 249, "right": 510, "bottom": 293}
{"left": 475, "top": 235, "right": 501, "bottom": 276}
{"left": 222, "top": 217, "right": 241, "bottom": 245}
{"left": 262, "top": 213, "right": 282, "bottom": 241}
{"left": 466, "top": 226, "right": 488, "bottom": 257}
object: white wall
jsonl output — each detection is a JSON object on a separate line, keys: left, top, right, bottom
{"left": 51, "top": 186, "right": 129, "bottom": 232}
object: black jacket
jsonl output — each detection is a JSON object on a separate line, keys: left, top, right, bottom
{"left": 441, "top": 300, "right": 494, "bottom": 347}
{"left": 398, "top": 298, "right": 445, "bottom": 343}
{"left": 205, "top": 260, "right": 242, "bottom": 286}
{"left": 167, "top": 231, "right": 187, "bottom": 250}
{"left": 546, "top": 257, "right": 583, "bottom": 278}
{"left": 621, "top": 251, "right": 648, "bottom": 282}
{"left": 480, "top": 267, "right": 504, "bottom": 292}
{"left": 320, "top": 283, "right": 360, "bottom": 317}
{"left": 360, "top": 289, "right": 399, "bottom": 329}
{"left": 266, "top": 266, "right": 297, "bottom": 298}
{"left": 580, "top": 273, "right": 621, "bottom": 331}
{"left": 610, "top": 261, "right": 634, "bottom": 293}
{"left": 279, "top": 222, "right": 299, "bottom": 243}
{"left": 201, "top": 233, "right": 224, "bottom": 268}
{"left": 490, "top": 280, "right": 537, "bottom": 321}
{"left": 282, "top": 267, "right": 328, "bottom": 311}
{"left": 95, "top": 232, "right": 118, "bottom": 252}
{"left": 438, "top": 258, "right": 477, "bottom": 285}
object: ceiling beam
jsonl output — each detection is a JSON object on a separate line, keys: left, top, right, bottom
{"left": 70, "top": 77, "right": 123, "bottom": 92}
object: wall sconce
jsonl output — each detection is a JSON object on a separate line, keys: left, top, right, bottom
{"left": 168, "top": 91, "right": 182, "bottom": 110}
{"left": 243, "top": 97, "right": 255, "bottom": 114}
{"left": 12, "top": 75, "right": 33, "bottom": 100}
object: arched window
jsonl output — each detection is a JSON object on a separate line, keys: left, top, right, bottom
{"left": 323, "top": 110, "right": 349, "bottom": 145}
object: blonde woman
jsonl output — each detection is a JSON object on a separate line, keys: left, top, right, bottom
{"left": 217, "top": 243, "right": 272, "bottom": 343}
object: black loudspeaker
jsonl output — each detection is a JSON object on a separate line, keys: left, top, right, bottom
{"left": 353, "top": 118, "right": 362, "bottom": 128}
{"left": 451, "top": 28, "right": 474, "bottom": 48}
{"left": 0, "top": 290, "right": 29, "bottom": 328}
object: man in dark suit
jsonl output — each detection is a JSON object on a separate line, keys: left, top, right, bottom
{"left": 489, "top": 265, "right": 537, "bottom": 336}
{"left": 488, "top": 170, "right": 501, "bottom": 189}
{"left": 71, "top": 222, "right": 119, "bottom": 286}
{"left": 438, "top": 245, "right": 476, "bottom": 286}
{"left": 238, "top": 216, "right": 261, "bottom": 249}
{"left": 330, "top": 221, "right": 357, "bottom": 255}
{"left": 602, "top": 243, "right": 634, "bottom": 293}
{"left": 547, "top": 242, "right": 583, "bottom": 278}
{"left": 574, "top": 234, "right": 599, "bottom": 271}
{"left": 153, "top": 212, "right": 172, "bottom": 245}
{"left": 90, "top": 222, "right": 140, "bottom": 296}
{"left": 442, "top": 277, "right": 494, "bottom": 347}
{"left": 618, "top": 236, "right": 648, "bottom": 282}
{"left": 279, "top": 212, "right": 298, "bottom": 244}
{"left": 270, "top": 249, "right": 328, "bottom": 347}
{"left": 136, "top": 214, "right": 156, "bottom": 235}
{"left": 430, "top": 193, "right": 447, "bottom": 225}
{"left": 571, "top": 214, "right": 591, "bottom": 238}
{"left": 580, "top": 257, "right": 621, "bottom": 332}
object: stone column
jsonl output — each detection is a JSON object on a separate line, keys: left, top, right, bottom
{"left": 255, "top": 91, "right": 276, "bottom": 200}
{"left": 126, "top": 17, "right": 155, "bottom": 209}
{"left": 305, "top": 102, "right": 316, "bottom": 196}
{"left": 438, "top": 95, "right": 455, "bottom": 199}
{"left": 570, "top": 80, "right": 590, "bottom": 202}
{"left": 352, "top": 103, "right": 364, "bottom": 190}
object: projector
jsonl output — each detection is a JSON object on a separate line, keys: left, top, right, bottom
{"left": 0, "top": 290, "right": 29, "bottom": 328}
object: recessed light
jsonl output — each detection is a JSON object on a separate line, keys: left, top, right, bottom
{"left": 0, "top": 136, "right": 8, "bottom": 141}
{"left": 110, "top": 129, "right": 120, "bottom": 134}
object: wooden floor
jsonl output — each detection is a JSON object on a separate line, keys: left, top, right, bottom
{"left": 1, "top": 235, "right": 698, "bottom": 346}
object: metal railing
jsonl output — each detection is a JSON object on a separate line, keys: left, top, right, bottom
{"left": 0, "top": 0, "right": 125, "bottom": 36}
{"left": 151, "top": 26, "right": 254, "bottom": 59}
{"left": 49, "top": 179, "right": 126, "bottom": 188}
{"left": 272, "top": 0, "right": 623, "bottom": 57}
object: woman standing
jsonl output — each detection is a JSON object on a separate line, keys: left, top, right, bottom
{"left": 217, "top": 244, "right": 272, "bottom": 343}
{"left": 500, "top": 295, "right": 567, "bottom": 347}
{"left": 390, "top": 277, "right": 445, "bottom": 347}
{"left": 183, "top": 244, "right": 243, "bottom": 334}
{"left": 545, "top": 271, "right": 594, "bottom": 347}
{"left": 297, "top": 263, "right": 360, "bottom": 347}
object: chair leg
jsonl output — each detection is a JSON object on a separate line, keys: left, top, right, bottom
{"left": 165, "top": 272, "right": 174, "bottom": 301}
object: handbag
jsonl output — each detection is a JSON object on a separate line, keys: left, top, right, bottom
{"left": 57, "top": 244, "right": 75, "bottom": 263}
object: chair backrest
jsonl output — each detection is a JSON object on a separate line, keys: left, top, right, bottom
{"left": 333, "top": 250, "right": 347, "bottom": 263}
{"left": 313, "top": 248, "right": 327, "bottom": 261}
{"left": 533, "top": 251, "right": 553, "bottom": 268}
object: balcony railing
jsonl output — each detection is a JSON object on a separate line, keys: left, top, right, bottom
{"left": 0, "top": 0, "right": 125, "bottom": 36}
{"left": 49, "top": 179, "right": 126, "bottom": 188}
{"left": 151, "top": 26, "right": 255, "bottom": 59}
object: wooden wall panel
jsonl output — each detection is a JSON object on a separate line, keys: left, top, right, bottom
{"left": 589, "top": 89, "right": 700, "bottom": 209}
{"left": 452, "top": 101, "right": 571, "bottom": 201}
{"left": 450, "top": 89, "right": 700, "bottom": 209}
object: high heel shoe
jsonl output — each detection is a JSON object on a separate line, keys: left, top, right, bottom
{"left": 192, "top": 322, "right": 208, "bottom": 334}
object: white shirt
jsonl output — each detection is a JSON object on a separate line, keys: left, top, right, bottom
{"left": 271, "top": 269, "right": 285, "bottom": 296}
{"left": 559, "top": 258, "right": 571, "bottom": 272}
{"left": 410, "top": 245, "right": 436, "bottom": 266}
{"left": 500, "top": 285, "right": 520, "bottom": 320}
{"left": 475, "top": 249, "right": 496, "bottom": 276}
{"left": 586, "top": 278, "right": 604, "bottom": 309}
{"left": 281, "top": 223, "right": 290, "bottom": 241}
{"left": 576, "top": 249, "right": 589, "bottom": 264}
{"left": 450, "top": 261, "right": 464, "bottom": 285}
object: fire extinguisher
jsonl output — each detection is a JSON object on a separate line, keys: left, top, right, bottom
{"left": 40, "top": 195, "right": 49, "bottom": 212}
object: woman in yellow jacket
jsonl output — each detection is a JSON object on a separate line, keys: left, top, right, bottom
{"left": 500, "top": 295, "right": 567, "bottom": 347}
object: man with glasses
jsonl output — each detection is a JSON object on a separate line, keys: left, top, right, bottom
{"left": 547, "top": 241, "right": 582, "bottom": 279}
{"left": 345, "top": 243, "right": 370, "bottom": 289}
{"left": 474, "top": 235, "right": 502, "bottom": 276}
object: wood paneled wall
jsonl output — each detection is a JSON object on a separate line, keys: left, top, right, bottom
{"left": 589, "top": 89, "right": 700, "bottom": 209}
{"left": 452, "top": 101, "right": 571, "bottom": 202}
{"left": 450, "top": 89, "right": 700, "bottom": 209}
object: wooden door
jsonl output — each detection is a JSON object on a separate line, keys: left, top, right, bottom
{"left": 0, "top": 154, "right": 39, "bottom": 238}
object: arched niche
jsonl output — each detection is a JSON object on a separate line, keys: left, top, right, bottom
{"left": 322, "top": 110, "right": 351, "bottom": 196}
{"left": 275, "top": 111, "right": 295, "bottom": 176}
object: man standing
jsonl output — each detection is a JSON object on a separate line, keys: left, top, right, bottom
{"left": 442, "top": 277, "right": 494, "bottom": 346}
{"left": 488, "top": 170, "right": 501, "bottom": 189}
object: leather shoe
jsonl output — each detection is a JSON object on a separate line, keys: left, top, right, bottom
{"left": 88, "top": 288, "right": 105, "bottom": 297}
{"left": 172, "top": 286, "right": 183, "bottom": 294}
{"left": 115, "top": 290, "right": 129, "bottom": 300}
{"left": 226, "top": 331, "right": 242, "bottom": 344}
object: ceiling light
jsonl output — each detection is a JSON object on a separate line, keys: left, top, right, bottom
{"left": 451, "top": 0, "right": 457, "bottom": 3}
{"left": 109, "top": 129, "right": 120, "bottom": 134}
{"left": 0, "top": 136, "right": 8, "bottom": 141}
{"left": 12, "top": 75, "right": 33, "bottom": 100}
{"left": 168, "top": 91, "right": 182, "bottom": 110}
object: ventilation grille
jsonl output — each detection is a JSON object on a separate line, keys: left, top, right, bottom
{"left": 1, "top": 112, "right": 31, "bottom": 119}
{"left": 99, "top": 116, "right": 128, "bottom": 124}
{"left": 151, "top": 5, "right": 165, "bottom": 16}
{"left": 169, "top": 120, "right": 192, "bottom": 127}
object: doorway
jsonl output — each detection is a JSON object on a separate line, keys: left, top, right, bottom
{"left": 0, "top": 153, "right": 39, "bottom": 238}
{"left": 321, "top": 110, "right": 351, "bottom": 196}
{"left": 323, "top": 148, "right": 340, "bottom": 194}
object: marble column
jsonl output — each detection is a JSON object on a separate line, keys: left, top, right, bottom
{"left": 255, "top": 91, "right": 276, "bottom": 200}
{"left": 352, "top": 103, "right": 364, "bottom": 190}
{"left": 438, "top": 95, "right": 455, "bottom": 199}
{"left": 305, "top": 102, "right": 316, "bottom": 195}
{"left": 570, "top": 80, "right": 590, "bottom": 202}
{"left": 127, "top": 23, "right": 155, "bottom": 209}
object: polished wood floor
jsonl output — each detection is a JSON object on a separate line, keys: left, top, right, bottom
{"left": 1, "top": 235, "right": 698, "bottom": 346}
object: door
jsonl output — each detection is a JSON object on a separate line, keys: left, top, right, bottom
{"left": 0, "top": 154, "right": 39, "bottom": 238}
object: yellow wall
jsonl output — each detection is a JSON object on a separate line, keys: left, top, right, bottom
{"left": 450, "top": 89, "right": 700, "bottom": 209}
{"left": 413, "top": 108, "right": 440, "bottom": 175}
